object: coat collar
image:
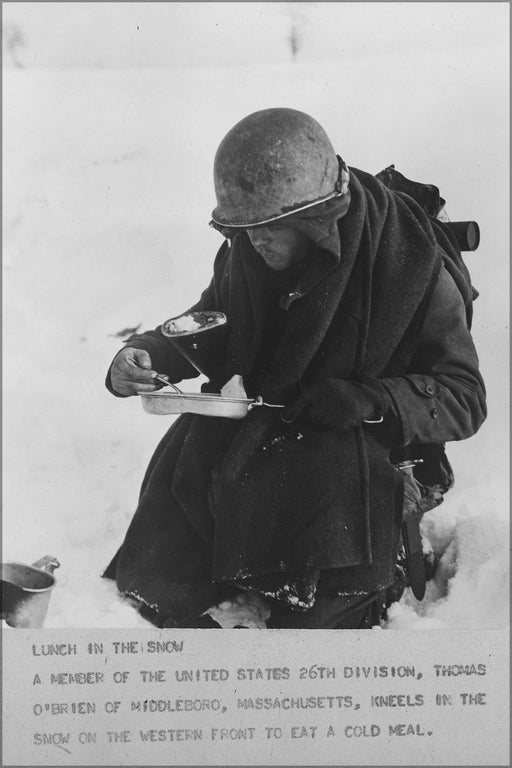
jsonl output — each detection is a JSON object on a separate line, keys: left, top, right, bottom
{"left": 236, "top": 189, "right": 353, "bottom": 311}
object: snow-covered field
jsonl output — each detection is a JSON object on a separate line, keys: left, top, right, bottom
{"left": 3, "top": 47, "right": 509, "bottom": 629}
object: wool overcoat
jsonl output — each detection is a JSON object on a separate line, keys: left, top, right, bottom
{"left": 104, "top": 169, "right": 486, "bottom": 626}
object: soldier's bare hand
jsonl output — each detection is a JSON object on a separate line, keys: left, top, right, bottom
{"left": 110, "top": 347, "right": 164, "bottom": 396}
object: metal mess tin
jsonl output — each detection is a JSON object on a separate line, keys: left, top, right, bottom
{"left": 145, "top": 312, "right": 283, "bottom": 418}
{"left": 161, "top": 310, "right": 226, "bottom": 338}
{"left": 140, "top": 391, "right": 268, "bottom": 420}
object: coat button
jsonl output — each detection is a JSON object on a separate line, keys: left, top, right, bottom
{"left": 425, "top": 383, "right": 435, "bottom": 395}
{"left": 430, "top": 407, "right": 439, "bottom": 418}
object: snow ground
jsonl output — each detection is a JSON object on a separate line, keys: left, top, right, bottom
{"left": 3, "top": 49, "right": 509, "bottom": 629}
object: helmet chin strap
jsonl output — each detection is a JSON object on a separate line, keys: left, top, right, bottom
{"left": 336, "top": 156, "right": 350, "bottom": 196}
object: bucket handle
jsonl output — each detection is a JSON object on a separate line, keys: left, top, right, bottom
{"left": 31, "top": 556, "right": 60, "bottom": 574}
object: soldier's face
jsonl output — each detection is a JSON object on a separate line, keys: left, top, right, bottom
{"left": 246, "top": 225, "right": 309, "bottom": 271}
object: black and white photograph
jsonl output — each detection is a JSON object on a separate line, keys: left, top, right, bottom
{"left": 2, "top": 2, "right": 509, "bottom": 765}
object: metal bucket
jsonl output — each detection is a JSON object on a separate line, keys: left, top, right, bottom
{"left": 1, "top": 556, "right": 60, "bottom": 628}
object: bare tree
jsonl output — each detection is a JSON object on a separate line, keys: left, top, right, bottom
{"left": 3, "top": 22, "right": 26, "bottom": 68}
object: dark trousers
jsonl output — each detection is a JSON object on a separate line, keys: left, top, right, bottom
{"left": 146, "top": 589, "right": 386, "bottom": 630}
{"left": 266, "top": 591, "right": 386, "bottom": 629}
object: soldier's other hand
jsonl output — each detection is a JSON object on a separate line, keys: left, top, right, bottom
{"left": 110, "top": 347, "right": 165, "bottom": 396}
{"left": 281, "top": 378, "right": 384, "bottom": 431}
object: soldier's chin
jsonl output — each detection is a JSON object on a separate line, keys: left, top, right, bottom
{"left": 260, "top": 253, "right": 290, "bottom": 271}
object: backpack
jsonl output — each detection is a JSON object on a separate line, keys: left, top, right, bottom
{"left": 375, "top": 165, "right": 480, "bottom": 602}
{"left": 376, "top": 164, "right": 479, "bottom": 326}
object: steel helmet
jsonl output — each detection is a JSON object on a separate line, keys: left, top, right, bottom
{"left": 211, "top": 108, "right": 345, "bottom": 228}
